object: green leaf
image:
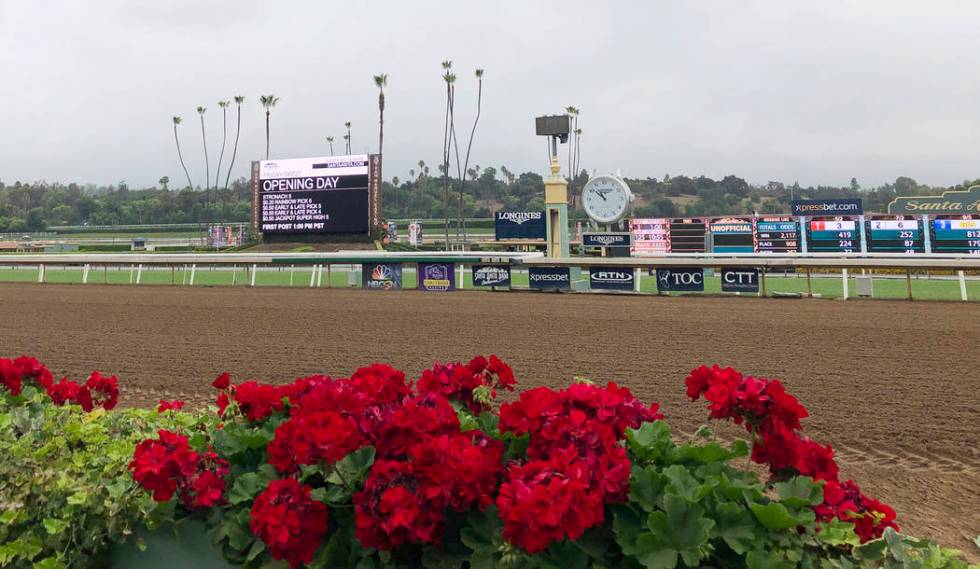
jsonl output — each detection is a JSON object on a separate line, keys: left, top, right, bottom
{"left": 245, "top": 539, "right": 266, "bottom": 562}
{"left": 672, "top": 441, "right": 739, "bottom": 465}
{"left": 228, "top": 472, "right": 268, "bottom": 505}
{"left": 749, "top": 502, "right": 814, "bottom": 530}
{"left": 746, "top": 548, "right": 796, "bottom": 569}
{"left": 637, "top": 494, "right": 714, "bottom": 568}
{"left": 816, "top": 519, "right": 861, "bottom": 547}
{"left": 713, "top": 502, "right": 758, "bottom": 554}
{"left": 41, "top": 519, "right": 68, "bottom": 535}
{"left": 32, "top": 557, "right": 66, "bottom": 569}
{"left": 774, "top": 476, "right": 824, "bottom": 508}
{"left": 626, "top": 421, "right": 673, "bottom": 461}
{"left": 0, "top": 510, "right": 19, "bottom": 525}
{"left": 66, "top": 491, "right": 89, "bottom": 506}
{"left": 663, "top": 464, "right": 713, "bottom": 503}
{"left": 629, "top": 466, "right": 666, "bottom": 512}
{"left": 327, "top": 446, "right": 376, "bottom": 489}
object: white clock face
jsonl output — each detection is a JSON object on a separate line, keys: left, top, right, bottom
{"left": 582, "top": 176, "right": 632, "bottom": 223}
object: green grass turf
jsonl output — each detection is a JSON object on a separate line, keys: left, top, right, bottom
{"left": 0, "top": 266, "right": 976, "bottom": 301}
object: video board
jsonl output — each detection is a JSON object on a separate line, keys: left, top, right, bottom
{"left": 755, "top": 218, "right": 799, "bottom": 253}
{"left": 865, "top": 216, "right": 924, "bottom": 253}
{"left": 669, "top": 218, "right": 707, "bottom": 253}
{"left": 930, "top": 216, "right": 980, "bottom": 254}
{"left": 629, "top": 218, "right": 669, "bottom": 254}
{"left": 806, "top": 217, "right": 859, "bottom": 253}
{"left": 256, "top": 155, "right": 370, "bottom": 235}
{"left": 710, "top": 218, "right": 754, "bottom": 253}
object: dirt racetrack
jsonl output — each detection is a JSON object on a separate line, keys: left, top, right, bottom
{"left": 1, "top": 283, "right": 977, "bottom": 557}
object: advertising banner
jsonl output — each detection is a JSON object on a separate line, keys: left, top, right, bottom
{"left": 495, "top": 211, "right": 546, "bottom": 240}
{"left": 654, "top": 267, "right": 704, "bottom": 292}
{"left": 417, "top": 262, "right": 455, "bottom": 292}
{"left": 528, "top": 266, "right": 571, "bottom": 290}
{"left": 790, "top": 199, "right": 863, "bottom": 216}
{"left": 588, "top": 267, "right": 634, "bottom": 291}
{"left": 887, "top": 185, "right": 980, "bottom": 215}
{"left": 582, "top": 233, "right": 632, "bottom": 247}
{"left": 258, "top": 155, "right": 370, "bottom": 234}
{"left": 362, "top": 263, "right": 403, "bottom": 290}
{"left": 721, "top": 268, "right": 760, "bottom": 292}
{"left": 472, "top": 265, "right": 511, "bottom": 287}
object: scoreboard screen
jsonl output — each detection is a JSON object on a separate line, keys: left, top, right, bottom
{"left": 669, "top": 218, "right": 707, "bottom": 253}
{"left": 865, "top": 216, "right": 924, "bottom": 253}
{"left": 755, "top": 218, "right": 799, "bottom": 253}
{"left": 931, "top": 216, "right": 980, "bottom": 254}
{"left": 710, "top": 218, "right": 754, "bottom": 253}
{"left": 629, "top": 218, "right": 669, "bottom": 254}
{"left": 807, "top": 218, "right": 859, "bottom": 252}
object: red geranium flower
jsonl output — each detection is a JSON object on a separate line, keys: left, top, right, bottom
{"left": 267, "top": 410, "right": 364, "bottom": 473}
{"left": 250, "top": 478, "right": 328, "bottom": 569}
{"left": 85, "top": 370, "right": 119, "bottom": 410}
{"left": 212, "top": 371, "right": 231, "bottom": 390}
{"left": 354, "top": 460, "right": 445, "bottom": 550}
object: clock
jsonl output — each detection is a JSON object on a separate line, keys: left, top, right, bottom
{"left": 582, "top": 175, "right": 633, "bottom": 224}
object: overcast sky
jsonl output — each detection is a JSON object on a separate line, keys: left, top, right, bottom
{"left": 1, "top": 1, "right": 978, "bottom": 189}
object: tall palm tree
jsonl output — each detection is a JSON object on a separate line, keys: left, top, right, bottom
{"left": 215, "top": 101, "right": 230, "bottom": 191}
{"left": 418, "top": 159, "right": 425, "bottom": 178}
{"left": 342, "top": 134, "right": 350, "bottom": 154}
{"left": 344, "top": 121, "right": 352, "bottom": 153}
{"left": 326, "top": 136, "right": 335, "bottom": 156}
{"left": 172, "top": 116, "right": 193, "bottom": 190}
{"left": 564, "top": 106, "right": 578, "bottom": 179}
{"left": 374, "top": 73, "right": 388, "bottom": 177}
{"left": 196, "top": 107, "right": 209, "bottom": 194}
{"left": 159, "top": 176, "right": 170, "bottom": 191}
{"left": 260, "top": 95, "right": 279, "bottom": 160}
{"left": 224, "top": 96, "right": 244, "bottom": 190}
{"left": 459, "top": 68, "right": 484, "bottom": 241}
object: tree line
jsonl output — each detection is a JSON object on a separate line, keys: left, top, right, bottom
{"left": 2, "top": 171, "right": 976, "bottom": 233}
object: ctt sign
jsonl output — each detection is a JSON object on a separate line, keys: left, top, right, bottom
{"left": 721, "top": 268, "right": 759, "bottom": 292}
{"left": 654, "top": 267, "right": 704, "bottom": 292}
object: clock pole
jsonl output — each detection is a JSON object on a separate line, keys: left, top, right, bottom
{"left": 544, "top": 141, "right": 570, "bottom": 258}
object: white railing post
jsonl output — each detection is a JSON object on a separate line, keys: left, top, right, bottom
{"left": 189, "top": 264, "right": 197, "bottom": 286}
{"left": 958, "top": 270, "right": 968, "bottom": 302}
{"left": 251, "top": 264, "right": 258, "bottom": 287}
{"left": 136, "top": 264, "right": 143, "bottom": 285}
{"left": 129, "top": 265, "right": 134, "bottom": 284}
{"left": 634, "top": 268, "right": 641, "bottom": 292}
{"left": 841, "top": 268, "right": 848, "bottom": 300}
{"left": 316, "top": 264, "right": 323, "bottom": 287}
{"left": 82, "top": 264, "right": 90, "bottom": 284}
{"left": 38, "top": 264, "right": 45, "bottom": 283}
{"left": 289, "top": 264, "right": 295, "bottom": 287}
{"left": 309, "top": 265, "right": 316, "bottom": 287}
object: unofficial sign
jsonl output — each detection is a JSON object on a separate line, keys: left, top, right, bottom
{"left": 589, "top": 267, "right": 634, "bottom": 291}
{"left": 472, "top": 265, "right": 511, "bottom": 287}
{"left": 495, "top": 211, "right": 546, "bottom": 240}
{"left": 362, "top": 263, "right": 402, "bottom": 290}
{"left": 582, "top": 233, "right": 632, "bottom": 247}
{"left": 528, "top": 266, "right": 571, "bottom": 290}
{"left": 654, "top": 267, "right": 704, "bottom": 292}
{"left": 257, "top": 155, "right": 370, "bottom": 234}
{"left": 417, "top": 262, "right": 455, "bottom": 292}
{"left": 721, "top": 268, "right": 759, "bottom": 292}
{"left": 887, "top": 185, "right": 980, "bottom": 215}
{"left": 791, "top": 199, "right": 863, "bottom": 217}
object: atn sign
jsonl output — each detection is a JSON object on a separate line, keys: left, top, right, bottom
{"left": 654, "top": 267, "right": 704, "bottom": 292}
{"left": 255, "top": 155, "right": 371, "bottom": 235}
{"left": 589, "top": 268, "right": 634, "bottom": 291}
{"left": 495, "top": 211, "right": 546, "bottom": 240}
{"left": 721, "top": 268, "right": 759, "bottom": 293}
{"left": 529, "top": 267, "right": 571, "bottom": 290}
{"left": 471, "top": 265, "right": 511, "bottom": 287}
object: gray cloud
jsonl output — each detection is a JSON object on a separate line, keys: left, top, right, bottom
{"left": 1, "top": 0, "right": 978, "bottom": 189}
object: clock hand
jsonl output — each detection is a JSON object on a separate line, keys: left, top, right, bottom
{"left": 594, "top": 189, "right": 607, "bottom": 201}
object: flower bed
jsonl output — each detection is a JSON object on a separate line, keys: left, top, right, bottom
{"left": 0, "top": 355, "right": 970, "bottom": 568}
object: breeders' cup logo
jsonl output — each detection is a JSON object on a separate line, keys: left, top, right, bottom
{"left": 497, "top": 211, "right": 542, "bottom": 225}
{"left": 419, "top": 263, "right": 453, "bottom": 292}
{"left": 473, "top": 265, "right": 510, "bottom": 286}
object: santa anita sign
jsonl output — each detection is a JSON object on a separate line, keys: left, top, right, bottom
{"left": 887, "top": 185, "right": 980, "bottom": 214}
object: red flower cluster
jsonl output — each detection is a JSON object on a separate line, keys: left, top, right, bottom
{"left": 496, "top": 460, "right": 604, "bottom": 553}
{"left": 129, "top": 429, "right": 229, "bottom": 509}
{"left": 417, "top": 355, "right": 516, "bottom": 413}
{"left": 496, "top": 382, "right": 662, "bottom": 551}
{"left": 685, "top": 365, "right": 898, "bottom": 541}
{"left": 267, "top": 410, "right": 363, "bottom": 473}
{"left": 157, "top": 399, "right": 186, "bottom": 413}
{"left": 0, "top": 355, "right": 54, "bottom": 395}
{"left": 250, "top": 478, "right": 328, "bottom": 569}
{"left": 1, "top": 356, "right": 118, "bottom": 412}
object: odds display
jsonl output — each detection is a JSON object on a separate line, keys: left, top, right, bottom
{"left": 930, "top": 217, "right": 980, "bottom": 254}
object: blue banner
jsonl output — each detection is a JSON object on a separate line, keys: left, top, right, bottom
{"left": 472, "top": 265, "right": 511, "bottom": 287}
{"left": 654, "top": 267, "right": 704, "bottom": 292}
{"left": 495, "top": 211, "right": 546, "bottom": 240}
{"left": 582, "top": 233, "right": 632, "bottom": 247}
{"left": 791, "top": 199, "right": 863, "bottom": 216}
{"left": 417, "top": 262, "right": 455, "bottom": 292}
{"left": 721, "top": 268, "right": 759, "bottom": 292}
{"left": 589, "top": 267, "right": 634, "bottom": 291}
{"left": 362, "top": 263, "right": 403, "bottom": 290}
{"left": 528, "top": 266, "right": 571, "bottom": 290}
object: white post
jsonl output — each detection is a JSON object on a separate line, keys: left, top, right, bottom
{"left": 842, "top": 268, "right": 848, "bottom": 300}
{"left": 251, "top": 264, "right": 257, "bottom": 287}
{"left": 82, "top": 264, "right": 90, "bottom": 284}
{"left": 634, "top": 268, "right": 641, "bottom": 292}
{"left": 958, "top": 270, "right": 968, "bottom": 302}
{"left": 189, "top": 264, "right": 197, "bottom": 286}
{"left": 289, "top": 264, "right": 295, "bottom": 287}
{"left": 316, "top": 264, "right": 323, "bottom": 287}
{"left": 182, "top": 264, "right": 187, "bottom": 285}
{"left": 136, "top": 264, "right": 143, "bottom": 285}
{"left": 38, "top": 264, "right": 45, "bottom": 283}
{"left": 232, "top": 266, "right": 238, "bottom": 286}
{"left": 129, "top": 265, "right": 134, "bottom": 284}
{"left": 457, "top": 263, "right": 463, "bottom": 289}
{"left": 309, "top": 265, "right": 317, "bottom": 287}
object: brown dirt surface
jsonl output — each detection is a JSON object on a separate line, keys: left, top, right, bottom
{"left": 1, "top": 283, "right": 977, "bottom": 559}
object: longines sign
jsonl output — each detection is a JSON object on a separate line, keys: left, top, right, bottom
{"left": 887, "top": 186, "right": 980, "bottom": 215}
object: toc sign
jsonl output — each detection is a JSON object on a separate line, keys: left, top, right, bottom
{"left": 721, "top": 268, "right": 759, "bottom": 292}
{"left": 654, "top": 267, "right": 704, "bottom": 292}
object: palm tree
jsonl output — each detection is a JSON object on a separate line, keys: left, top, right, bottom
{"left": 459, "top": 68, "right": 484, "bottom": 241}
{"left": 172, "top": 116, "right": 193, "bottom": 190}
{"left": 159, "top": 176, "right": 170, "bottom": 191}
{"left": 224, "top": 96, "right": 244, "bottom": 190}
{"left": 342, "top": 134, "right": 350, "bottom": 154}
{"left": 344, "top": 121, "right": 352, "bottom": 153}
{"left": 418, "top": 159, "right": 426, "bottom": 178}
{"left": 564, "top": 106, "right": 578, "bottom": 179}
{"left": 374, "top": 73, "right": 388, "bottom": 179}
{"left": 326, "top": 136, "right": 335, "bottom": 156}
{"left": 215, "top": 101, "right": 230, "bottom": 191}
{"left": 196, "top": 107, "right": 209, "bottom": 193}
{"left": 260, "top": 95, "right": 279, "bottom": 160}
